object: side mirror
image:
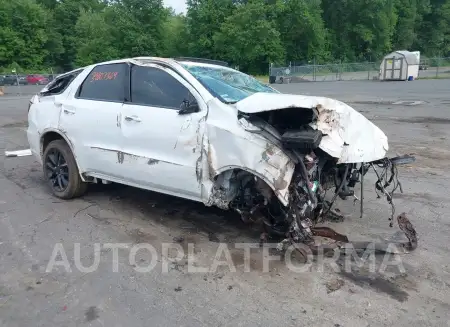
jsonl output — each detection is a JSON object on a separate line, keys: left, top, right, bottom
{"left": 178, "top": 99, "right": 200, "bottom": 115}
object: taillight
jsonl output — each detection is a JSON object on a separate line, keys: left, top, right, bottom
{"left": 28, "top": 95, "right": 38, "bottom": 112}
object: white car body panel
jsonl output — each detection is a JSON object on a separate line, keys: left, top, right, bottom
{"left": 202, "top": 98, "right": 294, "bottom": 205}
{"left": 59, "top": 98, "right": 124, "bottom": 176}
{"left": 236, "top": 92, "right": 389, "bottom": 164}
{"left": 119, "top": 64, "right": 208, "bottom": 201}
{"left": 27, "top": 95, "right": 63, "bottom": 164}
{"left": 57, "top": 66, "right": 124, "bottom": 177}
{"left": 27, "top": 57, "right": 389, "bottom": 208}
{"left": 118, "top": 104, "right": 205, "bottom": 201}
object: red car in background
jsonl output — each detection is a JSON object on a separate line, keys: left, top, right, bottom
{"left": 26, "top": 74, "right": 49, "bottom": 85}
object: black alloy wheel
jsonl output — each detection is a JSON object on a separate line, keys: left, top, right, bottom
{"left": 43, "top": 139, "right": 88, "bottom": 199}
{"left": 45, "top": 148, "right": 69, "bottom": 192}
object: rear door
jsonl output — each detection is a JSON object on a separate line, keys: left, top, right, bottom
{"left": 27, "top": 70, "right": 83, "bottom": 156}
{"left": 120, "top": 64, "right": 208, "bottom": 201}
{"left": 58, "top": 63, "right": 128, "bottom": 177}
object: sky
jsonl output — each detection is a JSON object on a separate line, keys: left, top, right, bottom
{"left": 163, "top": 0, "right": 187, "bottom": 14}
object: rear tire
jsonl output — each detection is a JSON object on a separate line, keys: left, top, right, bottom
{"left": 43, "top": 139, "right": 87, "bottom": 199}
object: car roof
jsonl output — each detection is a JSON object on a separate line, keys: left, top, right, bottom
{"left": 177, "top": 61, "right": 237, "bottom": 72}
{"left": 85, "top": 57, "right": 231, "bottom": 71}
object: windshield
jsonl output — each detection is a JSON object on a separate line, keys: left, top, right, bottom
{"left": 181, "top": 63, "right": 278, "bottom": 103}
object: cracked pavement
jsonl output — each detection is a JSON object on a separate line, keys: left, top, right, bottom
{"left": 1, "top": 80, "right": 450, "bottom": 326}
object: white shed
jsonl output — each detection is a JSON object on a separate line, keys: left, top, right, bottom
{"left": 379, "top": 50, "right": 419, "bottom": 81}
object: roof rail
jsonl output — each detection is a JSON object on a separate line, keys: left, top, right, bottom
{"left": 174, "top": 57, "right": 229, "bottom": 67}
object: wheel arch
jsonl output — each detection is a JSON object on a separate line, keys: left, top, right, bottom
{"left": 40, "top": 128, "right": 86, "bottom": 181}
{"left": 212, "top": 165, "right": 290, "bottom": 207}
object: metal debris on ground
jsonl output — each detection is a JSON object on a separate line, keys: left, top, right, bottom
{"left": 326, "top": 278, "right": 345, "bottom": 294}
{"left": 4, "top": 149, "right": 32, "bottom": 157}
{"left": 297, "top": 212, "right": 418, "bottom": 258}
{"left": 173, "top": 236, "right": 185, "bottom": 243}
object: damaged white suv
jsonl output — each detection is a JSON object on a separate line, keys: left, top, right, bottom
{"left": 27, "top": 57, "right": 417, "bottom": 250}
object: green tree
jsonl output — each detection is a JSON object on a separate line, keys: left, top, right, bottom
{"left": 213, "top": 0, "right": 285, "bottom": 73}
{"left": 393, "top": 0, "right": 419, "bottom": 50}
{"left": 322, "top": 0, "right": 398, "bottom": 61}
{"left": 74, "top": 9, "right": 119, "bottom": 66}
{"left": 277, "top": 0, "right": 329, "bottom": 63}
{"left": 163, "top": 10, "right": 189, "bottom": 57}
{"left": 0, "top": 0, "right": 51, "bottom": 70}
{"left": 52, "top": 0, "right": 107, "bottom": 70}
{"left": 186, "top": 0, "right": 235, "bottom": 58}
{"left": 35, "top": 0, "right": 58, "bottom": 9}
{"left": 416, "top": 0, "right": 450, "bottom": 55}
{"left": 3, "top": 0, "right": 450, "bottom": 73}
{"left": 105, "top": 0, "right": 168, "bottom": 58}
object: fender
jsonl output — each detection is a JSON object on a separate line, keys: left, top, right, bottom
{"left": 40, "top": 128, "right": 87, "bottom": 181}
{"left": 212, "top": 165, "right": 292, "bottom": 206}
{"left": 201, "top": 125, "right": 295, "bottom": 206}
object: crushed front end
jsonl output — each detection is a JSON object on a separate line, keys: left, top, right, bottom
{"left": 269, "top": 148, "right": 418, "bottom": 254}
{"left": 233, "top": 93, "right": 418, "bottom": 255}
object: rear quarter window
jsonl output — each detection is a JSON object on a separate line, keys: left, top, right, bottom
{"left": 77, "top": 63, "right": 127, "bottom": 102}
{"left": 40, "top": 69, "right": 83, "bottom": 97}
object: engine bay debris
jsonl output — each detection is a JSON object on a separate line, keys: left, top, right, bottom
{"left": 209, "top": 97, "right": 418, "bottom": 257}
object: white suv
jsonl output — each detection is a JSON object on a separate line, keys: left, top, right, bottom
{"left": 27, "top": 57, "right": 409, "bottom": 243}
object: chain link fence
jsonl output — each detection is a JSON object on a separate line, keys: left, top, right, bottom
{"left": 0, "top": 73, "right": 57, "bottom": 86}
{"left": 269, "top": 57, "right": 450, "bottom": 83}
{"left": 2, "top": 57, "right": 450, "bottom": 88}
{"left": 269, "top": 62, "right": 379, "bottom": 83}
{"left": 417, "top": 57, "right": 450, "bottom": 79}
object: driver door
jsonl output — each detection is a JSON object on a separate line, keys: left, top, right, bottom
{"left": 120, "top": 64, "right": 207, "bottom": 201}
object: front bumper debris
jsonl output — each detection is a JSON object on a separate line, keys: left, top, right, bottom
{"left": 277, "top": 154, "right": 418, "bottom": 257}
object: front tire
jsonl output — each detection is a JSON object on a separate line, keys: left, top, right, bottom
{"left": 43, "top": 139, "right": 87, "bottom": 199}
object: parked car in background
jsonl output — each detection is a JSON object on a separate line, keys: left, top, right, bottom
{"left": 27, "top": 74, "right": 49, "bottom": 85}
{"left": 2, "top": 75, "right": 19, "bottom": 85}
{"left": 0, "top": 74, "right": 28, "bottom": 85}
{"left": 18, "top": 76, "right": 28, "bottom": 85}
{"left": 419, "top": 61, "right": 429, "bottom": 70}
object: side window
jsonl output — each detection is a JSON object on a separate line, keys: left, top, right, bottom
{"left": 77, "top": 63, "right": 127, "bottom": 102}
{"left": 130, "top": 65, "right": 193, "bottom": 109}
{"left": 40, "top": 70, "right": 83, "bottom": 97}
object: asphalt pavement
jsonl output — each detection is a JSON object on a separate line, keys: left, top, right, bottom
{"left": 1, "top": 81, "right": 450, "bottom": 326}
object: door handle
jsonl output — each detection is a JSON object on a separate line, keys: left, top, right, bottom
{"left": 124, "top": 115, "right": 141, "bottom": 122}
{"left": 63, "top": 109, "right": 75, "bottom": 115}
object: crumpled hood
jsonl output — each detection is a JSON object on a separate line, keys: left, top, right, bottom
{"left": 236, "top": 92, "right": 388, "bottom": 163}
